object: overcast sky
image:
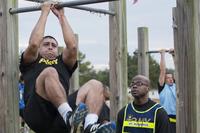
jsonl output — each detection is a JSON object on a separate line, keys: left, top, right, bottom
{"left": 18, "top": 0, "right": 176, "bottom": 69}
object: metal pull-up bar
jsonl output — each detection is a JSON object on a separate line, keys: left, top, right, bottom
{"left": 134, "top": 50, "right": 173, "bottom": 55}
{"left": 68, "top": 5, "right": 115, "bottom": 15}
{"left": 9, "top": 0, "right": 118, "bottom": 15}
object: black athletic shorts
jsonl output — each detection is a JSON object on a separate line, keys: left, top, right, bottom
{"left": 23, "top": 90, "right": 110, "bottom": 133}
{"left": 23, "top": 90, "right": 77, "bottom": 133}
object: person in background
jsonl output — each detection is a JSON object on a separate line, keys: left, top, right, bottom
{"left": 18, "top": 74, "right": 27, "bottom": 133}
{"left": 117, "top": 75, "right": 171, "bottom": 133}
{"left": 158, "top": 49, "right": 176, "bottom": 133}
{"left": 19, "top": 75, "right": 25, "bottom": 118}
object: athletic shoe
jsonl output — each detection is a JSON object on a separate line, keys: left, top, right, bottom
{"left": 67, "top": 102, "right": 88, "bottom": 127}
{"left": 84, "top": 121, "right": 116, "bottom": 133}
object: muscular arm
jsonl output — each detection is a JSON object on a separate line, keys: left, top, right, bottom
{"left": 23, "top": 3, "right": 51, "bottom": 64}
{"left": 51, "top": 6, "right": 77, "bottom": 69}
{"left": 159, "top": 50, "right": 166, "bottom": 86}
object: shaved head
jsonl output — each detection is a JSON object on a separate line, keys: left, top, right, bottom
{"left": 131, "top": 75, "right": 150, "bottom": 87}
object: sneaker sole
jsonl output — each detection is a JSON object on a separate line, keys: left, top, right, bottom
{"left": 96, "top": 122, "right": 116, "bottom": 133}
{"left": 72, "top": 103, "right": 88, "bottom": 127}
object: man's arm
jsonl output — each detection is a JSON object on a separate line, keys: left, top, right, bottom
{"left": 159, "top": 50, "right": 166, "bottom": 86}
{"left": 23, "top": 2, "right": 51, "bottom": 64}
{"left": 51, "top": 5, "right": 77, "bottom": 69}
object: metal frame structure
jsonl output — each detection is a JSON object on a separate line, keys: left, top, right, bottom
{"left": 10, "top": 0, "right": 118, "bottom": 15}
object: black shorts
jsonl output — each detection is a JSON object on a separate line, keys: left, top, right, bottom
{"left": 23, "top": 90, "right": 78, "bottom": 133}
{"left": 23, "top": 90, "right": 110, "bottom": 133}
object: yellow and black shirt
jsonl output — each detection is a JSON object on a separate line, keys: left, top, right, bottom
{"left": 117, "top": 99, "right": 171, "bottom": 133}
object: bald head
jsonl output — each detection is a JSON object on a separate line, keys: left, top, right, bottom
{"left": 131, "top": 75, "right": 150, "bottom": 87}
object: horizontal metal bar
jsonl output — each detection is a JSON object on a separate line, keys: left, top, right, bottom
{"left": 70, "top": 6, "right": 115, "bottom": 16}
{"left": 24, "top": 0, "right": 115, "bottom": 15}
{"left": 133, "top": 50, "right": 171, "bottom": 55}
{"left": 9, "top": 0, "right": 118, "bottom": 14}
{"left": 25, "top": 0, "right": 48, "bottom": 2}
{"left": 146, "top": 50, "right": 170, "bottom": 54}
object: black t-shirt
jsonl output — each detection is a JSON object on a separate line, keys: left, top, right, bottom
{"left": 157, "top": 81, "right": 176, "bottom": 94}
{"left": 19, "top": 53, "right": 77, "bottom": 104}
{"left": 116, "top": 99, "right": 171, "bottom": 133}
{"left": 157, "top": 82, "right": 165, "bottom": 94}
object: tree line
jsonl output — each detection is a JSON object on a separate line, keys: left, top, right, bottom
{"left": 79, "top": 51, "right": 174, "bottom": 89}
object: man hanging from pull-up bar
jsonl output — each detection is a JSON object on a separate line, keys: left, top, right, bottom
{"left": 158, "top": 49, "right": 176, "bottom": 133}
{"left": 19, "top": 2, "right": 115, "bottom": 133}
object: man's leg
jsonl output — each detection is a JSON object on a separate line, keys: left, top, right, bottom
{"left": 35, "top": 67, "right": 87, "bottom": 126}
{"left": 76, "top": 80, "right": 104, "bottom": 127}
{"left": 76, "top": 79, "right": 116, "bottom": 133}
{"left": 76, "top": 79, "right": 104, "bottom": 115}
